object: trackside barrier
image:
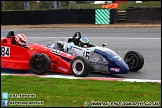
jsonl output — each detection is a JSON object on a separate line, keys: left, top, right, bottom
{"left": 126, "top": 7, "right": 161, "bottom": 23}
{"left": 95, "top": 9, "right": 110, "bottom": 24}
{"left": 1, "top": 9, "right": 120, "bottom": 25}
{"left": 1, "top": 9, "right": 160, "bottom": 25}
{"left": 110, "top": 9, "right": 118, "bottom": 24}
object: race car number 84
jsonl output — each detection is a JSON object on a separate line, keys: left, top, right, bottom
{"left": 1, "top": 46, "right": 10, "bottom": 57}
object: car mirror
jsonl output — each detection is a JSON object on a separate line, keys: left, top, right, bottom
{"left": 102, "top": 43, "right": 106, "bottom": 47}
{"left": 47, "top": 44, "right": 55, "bottom": 48}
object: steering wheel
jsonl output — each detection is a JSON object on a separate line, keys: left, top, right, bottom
{"left": 72, "top": 31, "right": 81, "bottom": 45}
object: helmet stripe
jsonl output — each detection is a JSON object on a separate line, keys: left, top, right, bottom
{"left": 17, "top": 34, "right": 26, "bottom": 41}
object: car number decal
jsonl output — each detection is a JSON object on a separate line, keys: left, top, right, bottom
{"left": 1, "top": 46, "right": 10, "bottom": 57}
{"left": 83, "top": 51, "right": 90, "bottom": 59}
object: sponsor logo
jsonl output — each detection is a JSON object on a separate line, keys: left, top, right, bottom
{"left": 113, "top": 55, "right": 122, "bottom": 61}
{"left": 66, "top": 54, "right": 71, "bottom": 57}
{"left": 51, "top": 49, "right": 60, "bottom": 55}
{"left": 110, "top": 68, "right": 120, "bottom": 72}
{"left": 58, "top": 66, "right": 68, "bottom": 72}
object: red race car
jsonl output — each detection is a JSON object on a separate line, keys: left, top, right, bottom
{"left": 1, "top": 31, "right": 91, "bottom": 77}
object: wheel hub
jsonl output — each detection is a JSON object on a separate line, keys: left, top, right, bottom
{"left": 76, "top": 62, "right": 83, "bottom": 71}
{"left": 125, "top": 54, "right": 138, "bottom": 68}
{"left": 33, "top": 57, "right": 45, "bottom": 69}
{"left": 72, "top": 59, "right": 84, "bottom": 75}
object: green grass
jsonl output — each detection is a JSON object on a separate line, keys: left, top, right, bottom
{"left": 1, "top": 75, "right": 161, "bottom": 107}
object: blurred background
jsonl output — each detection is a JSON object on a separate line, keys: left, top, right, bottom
{"left": 1, "top": 1, "right": 161, "bottom": 11}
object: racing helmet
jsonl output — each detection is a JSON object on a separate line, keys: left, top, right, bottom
{"left": 79, "top": 37, "right": 89, "bottom": 48}
{"left": 15, "top": 34, "right": 27, "bottom": 46}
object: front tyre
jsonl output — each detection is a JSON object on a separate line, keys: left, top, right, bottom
{"left": 124, "top": 51, "right": 144, "bottom": 72}
{"left": 29, "top": 53, "right": 50, "bottom": 75}
{"left": 70, "top": 56, "right": 90, "bottom": 77}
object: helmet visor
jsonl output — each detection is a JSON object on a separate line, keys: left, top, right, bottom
{"left": 80, "top": 42, "right": 88, "bottom": 48}
{"left": 19, "top": 38, "right": 26, "bottom": 45}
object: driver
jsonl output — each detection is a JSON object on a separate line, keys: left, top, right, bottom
{"left": 15, "top": 34, "right": 27, "bottom": 47}
{"left": 79, "top": 37, "right": 89, "bottom": 48}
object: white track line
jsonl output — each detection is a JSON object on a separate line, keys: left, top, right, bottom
{"left": 122, "top": 79, "right": 161, "bottom": 83}
{"left": 41, "top": 75, "right": 80, "bottom": 79}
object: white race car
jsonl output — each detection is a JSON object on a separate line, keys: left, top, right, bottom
{"left": 47, "top": 31, "right": 144, "bottom": 75}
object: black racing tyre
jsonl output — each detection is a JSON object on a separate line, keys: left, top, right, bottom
{"left": 70, "top": 56, "right": 90, "bottom": 77}
{"left": 124, "top": 51, "right": 144, "bottom": 72}
{"left": 29, "top": 53, "right": 50, "bottom": 75}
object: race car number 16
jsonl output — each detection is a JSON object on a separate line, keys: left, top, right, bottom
{"left": 1, "top": 46, "right": 10, "bottom": 57}
{"left": 83, "top": 51, "right": 90, "bottom": 59}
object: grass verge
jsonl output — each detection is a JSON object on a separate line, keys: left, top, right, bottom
{"left": 1, "top": 75, "right": 161, "bottom": 107}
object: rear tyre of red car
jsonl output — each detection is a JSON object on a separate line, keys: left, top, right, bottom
{"left": 70, "top": 56, "right": 90, "bottom": 77}
{"left": 29, "top": 53, "right": 50, "bottom": 75}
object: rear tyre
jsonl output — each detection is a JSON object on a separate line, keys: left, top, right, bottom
{"left": 70, "top": 56, "right": 90, "bottom": 77}
{"left": 29, "top": 53, "right": 50, "bottom": 75}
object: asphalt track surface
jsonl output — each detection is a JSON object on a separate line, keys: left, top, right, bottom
{"left": 1, "top": 28, "right": 161, "bottom": 80}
